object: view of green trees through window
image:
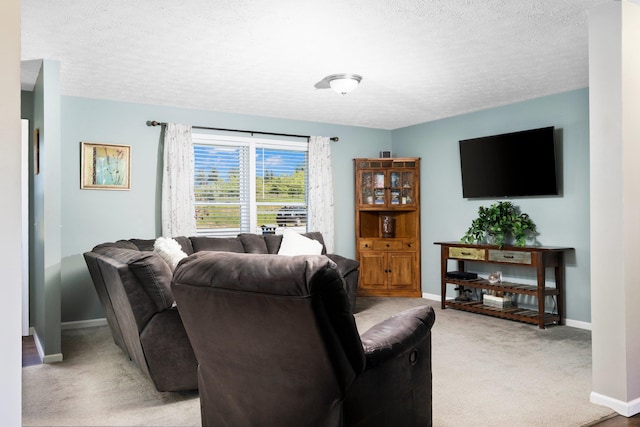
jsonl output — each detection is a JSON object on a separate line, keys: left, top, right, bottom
{"left": 194, "top": 141, "right": 308, "bottom": 235}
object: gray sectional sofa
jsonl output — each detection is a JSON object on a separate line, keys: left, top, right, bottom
{"left": 83, "top": 232, "right": 359, "bottom": 392}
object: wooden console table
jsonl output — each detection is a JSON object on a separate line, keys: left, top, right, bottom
{"left": 434, "top": 241, "right": 573, "bottom": 329}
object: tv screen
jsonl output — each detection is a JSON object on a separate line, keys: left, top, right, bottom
{"left": 459, "top": 126, "right": 558, "bottom": 198}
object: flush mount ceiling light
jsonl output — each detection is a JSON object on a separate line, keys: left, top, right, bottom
{"left": 314, "top": 73, "right": 363, "bottom": 95}
{"left": 327, "top": 74, "right": 362, "bottom": 94}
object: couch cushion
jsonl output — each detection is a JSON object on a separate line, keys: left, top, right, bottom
{"left": 92, "top": 245, "right": 142, "bottom": 261}
{"left": 190, "top": 236, "right": 245, "bottom": 253}
{"left": 93, "top": 240, "right": 139, "bottom": 251}
{"left": 278, "top": 230, "right": 323, "bottom": 256}
{"left": 173, "top": 236, "right": 194, "bottom": 255}
{"left": 91, "top": 247, "right": 173, "bottom": 330}
{"left": 128, "top": 252, "right": 176, "bottom": 311}
{"left": 325, "top": 254, "right": 360, "bottom": 276}
{"left": 264, "top": 234, "right": 284, "bottom": 254}
{"left": 238, "top": 233, "right": 269, "bottom": 254}
{"left": 93, "top": 246, "right": 175, "bottom": 312}
{"left": 129, "top": 238, "right": 157, "bottom": 251}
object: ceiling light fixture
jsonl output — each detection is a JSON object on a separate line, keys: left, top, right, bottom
{"left": 324, "top": 73, "right": 363, "bottom": 95}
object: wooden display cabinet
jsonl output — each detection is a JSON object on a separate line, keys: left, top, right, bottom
{"left": 354, "top": 158, "right": 421, "bottom": 297}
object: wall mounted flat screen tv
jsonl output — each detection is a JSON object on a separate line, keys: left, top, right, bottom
{"left": 459, "top": 126, "right": 558, "bottom": 198}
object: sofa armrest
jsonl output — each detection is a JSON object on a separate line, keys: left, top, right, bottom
{"left": 359, "top": 305, "right": 435, "bottom": 368}
{"left": 325, "top": 254, "right": 359, "bottom": 312}
{"left": 325, "top": 253, "right": 359, "bottom": 276}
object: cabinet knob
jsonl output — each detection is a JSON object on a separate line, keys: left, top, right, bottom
{"left": 365, "top": 244, "right": 369, "bottom": 248}
{"left": 386, "top": 244, "right": 390, "bottom": 247}
{"left": 407, "top": 243, "right": 412, "bottom": 248}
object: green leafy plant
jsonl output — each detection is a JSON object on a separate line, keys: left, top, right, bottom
{"left": 461, "top": 201, "right": 537, "bottom": 248}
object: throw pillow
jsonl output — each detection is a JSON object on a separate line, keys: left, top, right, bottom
{"left": 277, "top": 229, "right": 323, "bottom": 256}
{"left": 154, "top": 237, "right": 188, "bottom": 272}
{"left": 238, "top": 233, "right": 269, "bottom": 254}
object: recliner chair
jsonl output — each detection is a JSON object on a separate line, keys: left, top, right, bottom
{"left": 172, "top": 251, "right": 435, "bottom": 427}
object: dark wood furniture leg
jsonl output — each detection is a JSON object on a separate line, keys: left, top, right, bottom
{"left": 440, "top": 246, "right": 447, "bottom": 309}
{"left": 556, "top": 252, "right": 564, "bottom": 325}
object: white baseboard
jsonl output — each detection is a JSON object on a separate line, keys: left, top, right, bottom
{"left": 564, "top": 318, "right": 591, "bottom": 330}
{"left": 422, "top": 292, "right": 445, "bottom": 302}
{"left": 42, "top": 353, "right": 64, "bottom": 363}
{"left": 27, "top": 319, "right": 106, "bottom": 364}
{"left": 590, "top": 392, "right": 640, "bottom": 417}
{"left": 61, "top": 318, "right": 108, "bottom": 330}
{"left": 32, "top": 329, "right": 43, "bottom": 362}
{"left": 421, "top": 292, "right": 592, "bottom": 330}
{"left": 32, "top": 329, "right": 63, "bottom": 364}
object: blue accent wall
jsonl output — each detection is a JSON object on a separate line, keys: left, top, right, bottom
{"left": 391, "top": 88, "right": 590, "bottom": 323}
{"left": 31, "top": 60, "right": 63, "bottom": 358}
{"left": 59, "top": 96, "right": 391, "bottom": 321}
{"left": 55, "top": 89, "right": 590, "bottom": 324}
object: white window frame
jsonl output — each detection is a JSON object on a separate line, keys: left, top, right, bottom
{"left": 192, "top": 133, "right": 308, "bottom": 236}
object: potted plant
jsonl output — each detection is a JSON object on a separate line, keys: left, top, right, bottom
{"left": 461, "top": 201, "right": 537, "bottom": 248}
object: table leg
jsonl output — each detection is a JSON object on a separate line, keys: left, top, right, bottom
{"left": 536, "top": 252, "right": 546, "bottom": 329}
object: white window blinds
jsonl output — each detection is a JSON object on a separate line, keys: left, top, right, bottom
{"left": 193, "top": 134, "right": 308, "bottom": 236}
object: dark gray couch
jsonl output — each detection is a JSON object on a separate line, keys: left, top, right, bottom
{"left": 83, "top": 232, "right": 359, "bottom": 392}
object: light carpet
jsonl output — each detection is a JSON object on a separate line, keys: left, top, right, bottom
{"left": 23, "top": 297, "right": 615, "bottom": 426}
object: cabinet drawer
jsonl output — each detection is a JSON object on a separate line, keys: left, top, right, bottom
{"left": 488, "top": 250, "right": 532, "bottom": 265}
{"left": 359, "top": 239, "right": 375, "bottom": 250}
{"left": 403, "top": 240, "right": 417, "bottom": 250}
{"left": 373, "top": 240, "right": 403, "bottom": 251}
{"left": 448, "top": 246, "right": 485, "bottom": 261}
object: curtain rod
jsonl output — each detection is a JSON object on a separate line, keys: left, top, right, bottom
{"left": 146, "top": 121, "right": 339, "bottom": 142}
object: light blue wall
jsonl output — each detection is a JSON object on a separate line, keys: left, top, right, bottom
{"left": 31, "top": 60, "right": 63, "bottom": 356}
{"left": 59, "top": 89, "right": 591, "bottom": 324}
{"left": 60, "top": 96, "right": 391, "bottom": 321}
{"left": 391, "top": 88, "right": 591, "bottom": 323}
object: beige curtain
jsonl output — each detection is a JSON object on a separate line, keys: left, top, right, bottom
{"left": 308, "top": 136, "right": 335, "bottom": 252}
{"left": 162, "top": 123, "right": 196, "bottom": 237}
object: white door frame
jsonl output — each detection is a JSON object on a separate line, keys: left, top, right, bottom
{"left": 22, "top": 119, "right": 29, "bottom": 336}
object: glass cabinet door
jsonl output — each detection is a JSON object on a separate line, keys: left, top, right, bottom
{"left": 360, "top": 171, "right": 374, "bottom": 205}
{"left": 373, "top": 172, "right": 385, "bottom": 205}
{"left": 389, "top": 171, "right": 401, "bottom": 205}
{"left": 401, "top": 171, "right": 415, "bottom": 205}
{"left": 359, "top": 167, "right": 415, "bottom": 207}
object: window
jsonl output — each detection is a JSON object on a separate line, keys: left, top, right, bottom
{"left": 193, "top": 134, "right": 308, "bottom": 236}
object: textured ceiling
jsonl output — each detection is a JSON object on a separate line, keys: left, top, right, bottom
{"left": 20, "top": 0, "right": 609, "bottom": 130}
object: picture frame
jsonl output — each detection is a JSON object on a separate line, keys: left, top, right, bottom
{"left": 81, "top": 142, "right": 131, "bottom": 190}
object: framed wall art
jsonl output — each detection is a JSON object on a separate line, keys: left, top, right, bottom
{"left": 81, "top": 142, "right": 131, "bottom": 190}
